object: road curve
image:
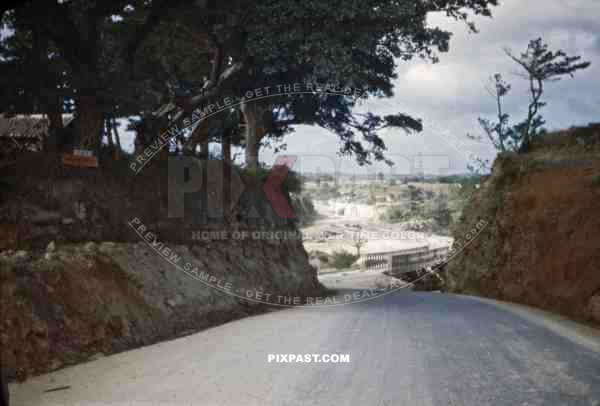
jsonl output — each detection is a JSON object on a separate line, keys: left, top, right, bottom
{"left": 10, "top": 291, "right": 600, "bottom": 406}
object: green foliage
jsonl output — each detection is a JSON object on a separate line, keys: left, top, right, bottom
{"left": 383, "top": 206, "right": 410, "bottom": 223}
{"left": 239, "top": 165, "right": 302, "bottom": 195}
{"left": 1, "top": 1, "right": 189, "bottom": 116}
{"left": 448, "top": 180, "right": 480, "bottom": 215}
{"left": 2, "top": 0, "right": 500, "bottom": 162}
{"left": 426, "top": 192, "right": 453, "bottom": 233}
{"left": 382, "top": 185, "right": 460, "bottom": 234}
{"left": 331, "top": 251, "right": 359, "bottom": 269}
{"left": 438, "top": 174, "right": 483, "bottom": 184}
{"left": 170, "top": 0, "right": 497, "bottom": 164}
{"left": 383, "top": 185, "right": 433, "bottom": 223}
{"left": 407, "top": 185, "right": 425, "bottom": 215}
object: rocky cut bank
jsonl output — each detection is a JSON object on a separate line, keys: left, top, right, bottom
{"left": 0, "top": 154, "right": 320, "bottom": 380}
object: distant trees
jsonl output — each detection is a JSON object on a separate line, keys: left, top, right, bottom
{"left": 474, "top": 38, "right": 591, "bottom": 153}
{"left": 383, "top": 184, "right": 426, "bottom": 222}
{"left": 407, "top": 185, "right": 425, "bottom": 217}
{"left": 332, "top": 251, "right": 359, "bottom": 270}
{"left": 428, "top": 192, "right": 452, "bottom": 231}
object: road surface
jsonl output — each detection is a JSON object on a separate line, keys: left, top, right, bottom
{"left": 318, "top": 268, "right": 402, "bottom": 289}
{"left": 10, "top": 291, "right": 600, "bottom": 406}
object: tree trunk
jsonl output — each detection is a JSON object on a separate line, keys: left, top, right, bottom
{"left": 199, "top": 141, "right": 209, "bottom": 158}
{"left": 222, "top": 136, "right": 231, "bottom": 164}
{"left": 241, "top": 100, "right": 260, "bottom": 170}
{"left": 111, "top": 117, "right": 122, "bottom": 160}
{"left": 190, "top": 120, "right": 210, "bottom": 158}
{"left": 245, "top": 130, "right": 259, "bottom": 170}
{"left": 46, "top": 101, "right": 63, "bottom": 133}
{"left": 42, "top": 96, "right": 64, "bottom": 152}
{"left": 105, "top": 119, "right": 115, "bottom": 148}
{"left": 76, "top": 96, "right": 103, "bottom": 151}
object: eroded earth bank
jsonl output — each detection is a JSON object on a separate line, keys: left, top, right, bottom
{"left": 446, "top": 125, "right": 600, "bottom": 326}
{"left": 0, "top": 156, "right": 320, "bottom": 380}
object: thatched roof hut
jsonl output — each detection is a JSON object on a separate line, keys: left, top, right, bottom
{"left": 0, "top": 114, "right": 74, "bottom": 153}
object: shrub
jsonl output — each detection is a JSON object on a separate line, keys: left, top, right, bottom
{"left": 426, "top": 193, "right": 453, "bottom": 232}
{"left": 331, "top": 251, "right": 359, "bottom": 269}
{"left": 383, "top": 206, "right": 409, "bottom": 223}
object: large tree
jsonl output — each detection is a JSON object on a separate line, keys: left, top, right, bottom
{"left": 0, "top": 9, "right": 68, "bottom": 132}
{"left": 158, "top": 0, "right": 498, "bottom": 168}
{"left": 3, "top": 0, "right": 498, "bottom": 162}
{"left": 1, "top": 0, "right": 188, "bottom": 150}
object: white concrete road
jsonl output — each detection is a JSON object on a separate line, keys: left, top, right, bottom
{"left": 318, "top": 268, "right": 402, "bottom": 290}
{"left": 10, "top": 291, "right": 600, "bottom": 406}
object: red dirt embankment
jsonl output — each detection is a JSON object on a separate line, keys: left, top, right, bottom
{"left": 0, "top": 154, "right": 320, "bottom": 380}
{"left": 446, "top": 124, "right": 600, "bottom": 325}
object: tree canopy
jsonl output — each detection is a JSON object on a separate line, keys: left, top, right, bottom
{"left": 1, "top": 0, "right": 499, "bottom": 165}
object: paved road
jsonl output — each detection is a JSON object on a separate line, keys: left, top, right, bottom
{"left": 318, "top": 268, "right": 400, "bottom": 289}
{"left": 10, "top": 291, "right": 600, "bottom": 406}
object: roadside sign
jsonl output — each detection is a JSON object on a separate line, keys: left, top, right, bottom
{"left": 62, "top": 148, "right": 98, "bottom": 168}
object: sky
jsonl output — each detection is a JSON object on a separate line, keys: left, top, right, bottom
{"left": 256, "top": 0, "right": 600, "bottom": 176}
